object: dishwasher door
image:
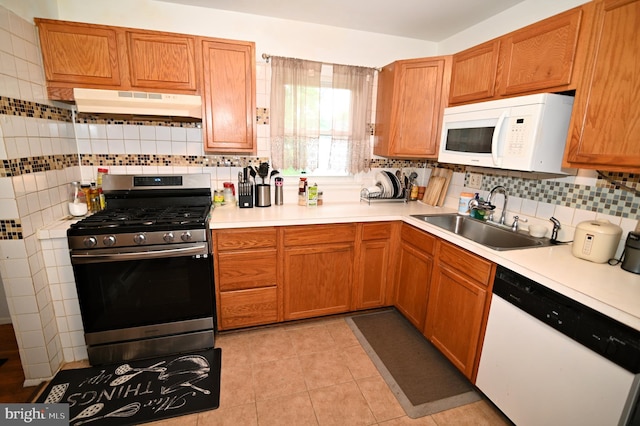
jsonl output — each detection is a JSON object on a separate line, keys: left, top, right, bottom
{"left": 477, "top": 294, "right": 639, "bottom": 426}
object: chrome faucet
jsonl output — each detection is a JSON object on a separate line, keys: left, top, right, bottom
{"left": 487, "top": 185, "right": 508, "bottom": 225}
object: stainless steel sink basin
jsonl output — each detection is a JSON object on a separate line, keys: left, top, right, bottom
{"left": 411, "top": 214, "right": 552, "bottom": 251}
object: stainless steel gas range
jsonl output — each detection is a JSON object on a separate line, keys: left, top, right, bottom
{"left": 67, "top": 174, "right": 214, "bottom": 365}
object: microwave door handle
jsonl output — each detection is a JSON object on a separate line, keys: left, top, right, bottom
{"left": 492, "top": 111, "right": 508, "bottom": 167}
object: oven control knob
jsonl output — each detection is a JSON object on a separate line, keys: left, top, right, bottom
{"left": 163, "top": 232, "right": 175, "bottom": 243}
{"left": 181, "top": 231, "right": 192, "bottom": 242}
{"left": 103, "top": 235, "right": 116, "bottom": 247}
{"left": 83, "top": 236, "right": 97, "bottom": 248}
{"left": 133, "top": 233, "right": 146, "bottom": 245}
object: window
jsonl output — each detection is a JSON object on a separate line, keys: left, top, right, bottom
{"left": 270, "top": 57, "right": 375, "bottom": 176}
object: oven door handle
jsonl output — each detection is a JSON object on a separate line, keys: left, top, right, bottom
{"left": 71, "top": 245, "right": 209, "bottom": 264}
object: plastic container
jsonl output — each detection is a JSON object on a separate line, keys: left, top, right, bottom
{"left": 458, "top": 192, "right": 474, "bottom": 215}
{"left": 223, "top": 182, "right": 235, "bottom": 205}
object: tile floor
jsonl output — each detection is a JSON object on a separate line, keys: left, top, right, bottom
{"left": 138, "top": 315, "right": 511, "bottom": 426}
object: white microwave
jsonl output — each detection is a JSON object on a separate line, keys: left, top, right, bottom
{"left": 438, "top": 93, "right": 574, "bottom": 173}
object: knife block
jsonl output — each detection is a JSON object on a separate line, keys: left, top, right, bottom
{"left": 239, "top": 183, "right": 253, "bottom": 208}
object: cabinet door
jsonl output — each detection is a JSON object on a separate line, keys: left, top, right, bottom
{"left": 202, "top": 40, "right": 256, "bottom": 153}
{"left": 283, "top": 243, "right": 354, "bottom": 320}
{"left": 499, "top": 7, "right": 584, "bottom": 95}
{"left": 449, "top": 40, "right": 500, "bottom": 105}
{"left": 374, "top": 57, "right": 451, "bottom": 158}
{"left": 354, "top": 222, "right": 395, "bottom": 310}
{"left": 392, "top": 57, "right": 450, "bottom": 158}
{"left": 394, "top": 242, "right": 433, "bottom": 330}
{"left": 127, "top": 32, "right": 197, "bottom": 92}
{"left": 35, "top": 19, "right": 122, "bottom": 87}
{"left": 564, "top": 0, "right": 640, "bottom": 172}
{"left": 425, "top": 263, "right": 486, "bottom": 380}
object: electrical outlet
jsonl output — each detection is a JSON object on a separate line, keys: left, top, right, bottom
{"left": 468, "top": 173, "right": 483, "bottom": 189}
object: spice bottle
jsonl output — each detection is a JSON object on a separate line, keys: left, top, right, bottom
{"left": 89, "top": 182, "right": 100, "bottom": 212}
{"left": 298, "top": 178, "right": 308, "bottom": 206}
{"left": 81, "top": 184, "right": 91, "bottom": 211}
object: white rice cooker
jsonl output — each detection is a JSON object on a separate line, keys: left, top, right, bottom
{"left": 572, "top": 220, "right": 622, "bottom": 263}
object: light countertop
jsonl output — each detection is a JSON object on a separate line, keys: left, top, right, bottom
{"left": 211, "top": 201, "right": 640, "bottom": 331}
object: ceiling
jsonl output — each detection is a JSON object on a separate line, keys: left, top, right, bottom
{"left": 157, "top": 0, "right": 526, "bottom": 41}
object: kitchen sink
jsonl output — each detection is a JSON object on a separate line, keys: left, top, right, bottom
{"left": 411, "top": 214, "right": 553, "bottom": 251}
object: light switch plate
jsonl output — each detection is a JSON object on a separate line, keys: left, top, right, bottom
{"left": 468, "top": 173, "right": 482, "bottom": 189}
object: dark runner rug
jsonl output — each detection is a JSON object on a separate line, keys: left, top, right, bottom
{"left": 36, "top": 348, "right": 221, "bottom": 425}
{"left": 347, "top": 309, "right": 480, "bottom": 418}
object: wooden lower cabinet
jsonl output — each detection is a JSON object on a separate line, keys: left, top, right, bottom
{"left": 219, "top": 287, "right": 277, "bottom": 329}
{"left": 354, "top": 222, "right": 397, "bottom": 310}
{"left": 213, "top": 227, "right": 278, "bottom": 330}
{"left": 424, "top": 241, "right": 495, "bottom": 381}
{"left": 394, "top": 224, "right": 436, "bottom": 330}
{"left": 283, "top": 224, "right": 356, "bottom": 320}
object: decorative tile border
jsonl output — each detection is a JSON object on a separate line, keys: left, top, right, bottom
{"left": 466, "top": 171, "right": 640, "bottom": 219}
{"left": 1, "top": 154, "right": 78, "bottom": 177}
{"left": 0, "top": 96, "right": 72, "bottom": 121}
{"left": 0, "top": 219, "right": 23, "bottom": 240}
{"left": 80, "top": 154, "right": 270, "bottom": 168}
{"left": 256, "top": 108, "right": 269, "bottom": 125}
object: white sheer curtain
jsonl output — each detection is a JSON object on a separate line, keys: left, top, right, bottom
{"left": 270, "top": 56, "right": 375, "bottom": 174}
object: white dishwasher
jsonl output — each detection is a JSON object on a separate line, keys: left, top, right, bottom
{"left": 476, "top": 266, "right": 640, "bottom": 426}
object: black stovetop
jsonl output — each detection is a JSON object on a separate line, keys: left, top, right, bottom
{"left": 68, "top": 205, "right": 211, "bottom": 235}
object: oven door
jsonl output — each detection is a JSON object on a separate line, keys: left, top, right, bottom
{"left": 70, "top": 243, "right": 214, "bottom": 341}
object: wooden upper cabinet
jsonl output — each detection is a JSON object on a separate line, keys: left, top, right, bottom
{"left": 449, "top": 40, "right": 500, "bottom": 105}
{"left": 126, "top": 32, "right": 197, "bottom": 92}
{"left": 498, "top": 6, "right": 587, "bottom": 96}
{"left": 35, "top": 19, "right": 200, "bottom": 99}
{"left": 201, "top": 40, "right": 256, "bottom": 153}
{"left": 35, "top": 19, "right": 122, "bottom": 88}
{"left": 563, "top": 0, "right": 640, "bottom": 172}
{"left": 374, "top": 56, "right": 451, "bottom": 158}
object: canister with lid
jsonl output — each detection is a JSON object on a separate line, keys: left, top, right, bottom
{"left": 458, "top": 192, "right": 474, "bottom": 215}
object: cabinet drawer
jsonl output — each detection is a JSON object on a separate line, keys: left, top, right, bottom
{"left": 438, "top": 241, "right": 493, "bottom": 285}
{"left": 401, "top": 223, "right": 436, "bottom": 255}
{"left": 284, "top": 224, "right": 356, "bottom": 246}
{"left": 217, "top": 249, "right": 276, "bottom": 291}
{"left": 219, "top": 287, "right": 277, "bottom": 330}
{"left": 362, "top": 222, "right": 393, "bottom": 241}
{"left": 214, "top": 227, "right": 276, "bottom": 251}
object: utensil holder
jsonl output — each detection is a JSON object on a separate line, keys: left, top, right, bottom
{"left": 255, "top": 184, "right": 271, "bottom": 207}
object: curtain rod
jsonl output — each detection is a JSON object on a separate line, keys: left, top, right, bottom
{"left": 261, "top": 53, "right": 381, "bottom": 72}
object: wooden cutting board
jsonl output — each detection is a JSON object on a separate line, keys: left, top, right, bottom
{"left": 431, "top": 168, "right": 453, "bottom": 206}
{"left": 422, "top": 176, "right": 445, "bottom": 206}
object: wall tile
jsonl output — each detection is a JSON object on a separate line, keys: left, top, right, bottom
{"left": 12, "top": 294, "right": 38, "bottom": 314}
{"left": 21, "top": 329, "right": 45, "bottom": 349}
{"left": 26, "top": 362, "right": 52, "bottom": 379}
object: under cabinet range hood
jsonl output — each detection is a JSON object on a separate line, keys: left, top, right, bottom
{"left": 72, "top": 88, "right": 202, "bottom": 119}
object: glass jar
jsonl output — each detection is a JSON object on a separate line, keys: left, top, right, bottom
{"left": 69, "top": 181, "right": 88, "bottom": 216}
{"left": 213, "top": 190, "right": 224, "bottom": 207}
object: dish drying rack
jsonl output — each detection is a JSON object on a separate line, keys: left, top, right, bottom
{"left": 360, "top": 188, "right": 408, "bottom": 204}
